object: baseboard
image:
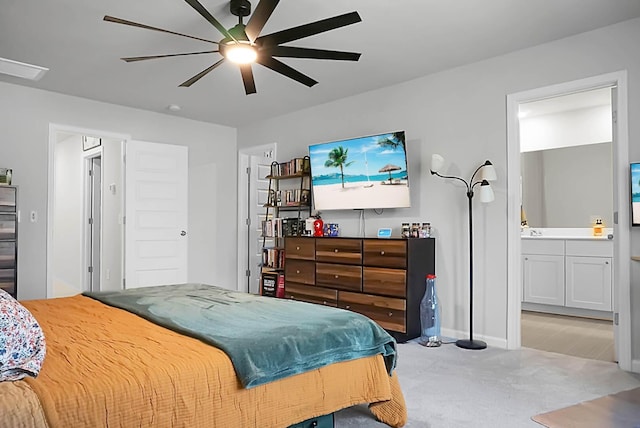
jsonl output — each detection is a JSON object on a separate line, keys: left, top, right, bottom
{"left": 630, "top": 358, "right": 640, "bottom": 374}
{"left": 441, "top": 328, "right": 508, "bottom": 349}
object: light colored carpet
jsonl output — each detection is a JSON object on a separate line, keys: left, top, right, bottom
{"left": 335, "top": 342, "right": 640, "bottom": 427}
{"left": 521, "top": 311, "right": 614, "bottom": 362}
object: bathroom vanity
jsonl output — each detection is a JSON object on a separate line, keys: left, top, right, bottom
{"left": 521, "top": 228, "right": 613, "bottom": 318}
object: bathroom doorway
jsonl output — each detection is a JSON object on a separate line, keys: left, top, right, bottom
{"left": 519, "top": 88, "right": 615, "bottom": 362}
{"left": 506, "top": 72, "right": 632, "bottom": 371}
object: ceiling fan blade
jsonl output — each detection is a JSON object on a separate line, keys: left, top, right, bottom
{"left": 239, "top": 64, "right": 257, "bottom": 95}
{"left": 256, "top": 11, "right": 361, "bottom": 47}
{"left": 104, "top": 15, "right": 218, "bottom": 44}
{"left": 183, "top": 0, "right": 234, "bottom": 41}
{"left": 264, "top": 46, "right": 360, "bottom": 61}
{"left": 179, "top": 58, "right": 225, "bottom": 87}
{"left": 257, "top": 56, "right": 317, "bottom": 87}
{"left": 244, "top": 0, "right": 280, "bottom": 43}
{"left": 122, "top": 50, "right": 219, "bottom": 62}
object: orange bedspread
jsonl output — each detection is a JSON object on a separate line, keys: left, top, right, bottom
{"left": 14, "top": 295, "right": 406, "bottom": 427}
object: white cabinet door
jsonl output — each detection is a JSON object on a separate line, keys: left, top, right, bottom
{"left": 565, "top": 256, "right": 612, "bottom": 311}
{"left": 522, "top": 254, "right": 565, "bottom": 306}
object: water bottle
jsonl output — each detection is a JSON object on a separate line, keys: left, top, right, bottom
{"left": 420, "top": 274, "right": 441, "bottom": 346}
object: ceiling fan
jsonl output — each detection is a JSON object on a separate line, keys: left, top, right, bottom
{"left": 104, "top": 0, "right": 362, "bottom": 95}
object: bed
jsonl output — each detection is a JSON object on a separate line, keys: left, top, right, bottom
{"left": 1, "top": 284, "right": 407, "bottom": 427}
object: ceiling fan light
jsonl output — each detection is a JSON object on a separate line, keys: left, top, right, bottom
{"left": 225, "top": 42, "right": 257, "bottom": 64}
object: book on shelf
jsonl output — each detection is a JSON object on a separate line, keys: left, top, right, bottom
{"left": 261, "top": 272, "right": 278, "bottom": 297}
{"left": 276, "top": 273, "right": 285, "bottom": 298}
{"left": 269, "top": 157, "right": 310, "bottom": 177}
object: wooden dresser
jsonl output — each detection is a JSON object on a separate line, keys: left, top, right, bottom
{"left": 284, "top": 236, "right": 435, "bottom": 342}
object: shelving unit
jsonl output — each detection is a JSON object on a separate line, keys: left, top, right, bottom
{"left": 0, "top": 186, "right": 18, "bottom": 298}
{"left": 260, "top": 156, "right": 311, "bottom": 296}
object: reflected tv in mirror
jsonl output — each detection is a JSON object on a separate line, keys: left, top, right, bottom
{"left": 308, "top": 131, "right": 410, "bottom": 211}
{"left": 632, "top": 162, "right": 640, "bottom": 226}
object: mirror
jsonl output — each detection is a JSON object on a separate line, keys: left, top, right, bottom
{"left": 519, "top": 88, "right": 614, "bottom": 229}
{"left": 521, "top": 143, "right": 613, "bottom": 228}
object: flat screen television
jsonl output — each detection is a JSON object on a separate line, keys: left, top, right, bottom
{"left": 308, "top": 130, "right": 410, "bottom": 211}
{"left": 631, "top": 162, "right": 640, "bottom": 226}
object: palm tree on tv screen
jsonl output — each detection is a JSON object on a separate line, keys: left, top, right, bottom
{"left": 324, "top": 146, "right": 354, "bottom": 189}
{"left": 377, "top": 132, "right": 406, "bottom": 151}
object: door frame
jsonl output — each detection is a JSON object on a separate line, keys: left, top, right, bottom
{"left": 47, "top": 123, "right": 130, "bottom": 298}
{"left": 83, "top": 151, "right": 102, "bottom": 292}
{"left": 237, "top": 143, "right": 276, "bottom": 292}
{"left": 505, "top": 71, "right": 632, "bottom": 371}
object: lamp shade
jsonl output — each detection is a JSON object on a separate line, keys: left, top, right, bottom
{"left": 480, "top": 161, "right": 497, "bottom": 181}
{"left": 431, "top": 154, "right": 445, "bottom": 173}
{"left": 479, "top": 180, "right": 495, "bottom": 203}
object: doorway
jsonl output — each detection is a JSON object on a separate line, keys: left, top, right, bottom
{"left": 47, "top": 124, "right": 128, "bottom": 298}
{"left": 506, "top": 72, "right": 632, "bottom": 371}
{"left": 237, "top": 144, "right": 276, "bottom": 293}
{"left": 86, "top": 154, "right": 102, "bottom": 292}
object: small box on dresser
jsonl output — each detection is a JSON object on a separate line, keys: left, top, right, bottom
{"left": 284, "top": 236, "right": 435, "bottom": 343}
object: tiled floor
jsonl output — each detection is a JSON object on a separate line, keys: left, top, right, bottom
{"left": 521, "top": 311, "right": 615, "bottom": 362}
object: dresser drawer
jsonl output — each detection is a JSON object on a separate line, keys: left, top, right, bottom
{"left": 0, "top": 214, "right": 16, "bottom": 240}
{"left": 0, "top": 242, "right": 16, "bottom": 269}
{"left": 285, "top": 237, "right": 315, "bottom": 260}
{"left": 284, "top": 283, "right": 337, "bottom": 307}
{"left": 363, "top": 239, "right": 407, "bottom": 268}
{"left": 284, "top": 259, "right": 315, "bottom": 285}
{"left": 316, "top": 263, "right": 362, "bottom": 292}
{"left": 363, "top": 267, "right": 406, "bottom": 298}
{"left": 0, "top": 187, "right": 16, "bottom": 213}
{"left": 315, "top": 238, "right": 362, "bottom": 265}
{"left": 0, "top": 269, "right": 16, "bottom": 293}
{"left": 338, "top": 291, "right": 406, "bottom": 333}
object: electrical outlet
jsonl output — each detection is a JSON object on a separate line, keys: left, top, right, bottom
{"left": 30, "top": 210, "right": 38, "bottom": 223}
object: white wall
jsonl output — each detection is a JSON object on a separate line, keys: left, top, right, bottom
{"left": 52, "top": 135, "right": 83, "bottom": 296}
{"left": 237, "top": 18, "right": 640, "bottom": 356}
{"left": 0, "top": 81, "right": 237, "bottom": 300}
{"left": 101, "top": 138, "right": 123, "bottom": 292}
{"left": 520, "top": 105, "right": 612, "bottom": 152}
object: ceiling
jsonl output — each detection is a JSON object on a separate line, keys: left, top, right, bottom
{"left": 2, "top": 0, "right": 640, "bottom": 128}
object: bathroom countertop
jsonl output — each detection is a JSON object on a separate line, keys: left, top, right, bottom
{"left": 521, "top": 227, "right": 613, "bottom": 241}
{"left": 521, "top": 235, "right": 613, "bottom": 241}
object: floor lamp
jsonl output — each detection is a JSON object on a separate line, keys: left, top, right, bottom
{"left": 430, "top": 154, "right": 497, "bottom": 350}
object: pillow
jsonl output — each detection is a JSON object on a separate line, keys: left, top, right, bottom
{"left": 0, "top": 290, "right": 46, "bottom": 381}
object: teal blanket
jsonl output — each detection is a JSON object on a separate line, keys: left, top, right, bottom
{"left": 83, "top": 283, "right": 396, "bottom": 389}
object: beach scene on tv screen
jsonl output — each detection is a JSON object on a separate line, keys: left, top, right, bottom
{"left": 309, "top": 131, "right": 410, "bottom": 210}
{"left": 632, "top": 163, "right": 640, "bottom": 225}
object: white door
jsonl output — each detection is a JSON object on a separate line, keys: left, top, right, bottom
{"left": 89, "top": 157, "right": 101, "bottom": 292}
{"left": 237, "top": 144, "right": 276, "bottom": 293}
{"left": 125, "top": 140, "right": 188, "bottom": 288}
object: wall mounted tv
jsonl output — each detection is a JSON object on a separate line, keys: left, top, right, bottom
{"left": 632, "top": 162, "right": 640, "bottom": 226}
{"left": 308, "top": 131, "right": 410, "bottom": 211}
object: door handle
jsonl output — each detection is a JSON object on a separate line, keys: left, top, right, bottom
{"left": 180, "top": 230, "right": 187, "bottom": 236}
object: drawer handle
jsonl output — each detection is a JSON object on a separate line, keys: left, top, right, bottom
{"left": 380, "top": 251, "right": 385, "bottom": 255}
{"left": 296, "top": 246, "right": 300, "bottom": 250}
{"left": 345, "top": 305, "right": 351, "bottom": 309}
{"left": 388, "top": 312, "right": 393, "bottom": 317}
{"left": 605, "top": 261, "right": 609, "bottom": 264}
{"left": 296, "top": 270, "right": 300, "bottom": 274}
{"left": 322, "top": 301, "right": 327, "bottom": 305}
{"left": 334, "top": 249, "right": 339, "bottom": 253}
{"left": 334, "top": 275, "right": 339, "bottom": 279}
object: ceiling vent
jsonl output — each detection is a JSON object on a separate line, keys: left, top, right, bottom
{"left": 0, "top": 57, "right": 49, "bottom": 81}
